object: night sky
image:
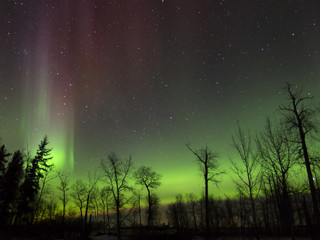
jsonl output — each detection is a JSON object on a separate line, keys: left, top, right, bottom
{"left": 1, "top": 0, "right": 320, "bottom": 202}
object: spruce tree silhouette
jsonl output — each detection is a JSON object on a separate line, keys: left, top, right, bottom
{"left": 0, "top": 145, "right": 11, "bottom": 223}
{"left": 4, "top": 151, "right": 24, "bottom": 225}
{"left": 16, "top": 136, "right": 53, "bottom": 224}
{"left": 0, "top": 145, "right": 11, "bottom": 176}
{"left": 1, "top": 151, "right": 24, "bottom": 226}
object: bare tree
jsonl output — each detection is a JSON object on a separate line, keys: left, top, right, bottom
{"left": 224, "top": 197, "right": 236, "bottom": 230}
{"left": 71, "top": 179, "right": 87, "bottom": 229}
{"left": 231, "top": 124, "right": 260, "bottom": 233}
{"left": 131, "top": 189, "right": 143, "bottom": 229}
{"left": 33, "top": 166, "right": 55, "bottom": 223}
{"left": 209, "top": 196, "right": 224, "bottom": 230}
{"left": 57, "top": 171, "right": 70, "bottom": 226}
{"left": 280, "top": 84, "right": 320, "bottom": 225}
{"left": 100, "top": 152, "right": 133, "bottom": 240}
{"left": 186, "top": 192, "right": 198, "bottom": 231}
{"left": 167, "top": 194, "right": 189, "bottom": 232}
{"left": 134, "top": 166, "right": 161, "bottom": 228}
{"left": 83, "top": 171, "right": 100, "bottom": 237}
{"left": 99, "top": 186, "right": 112, "bottom": 234}
{"left": 256, "top": 118, "right": 297, "bottom": 236}
{"left": 187, "top": 144, "right": 224, "bottom": 234}
{"left": 46, "top": 193, "right": 58, "bottom": 221}
{"left": 92, "top": 188, "right": 100, "bottom": 221}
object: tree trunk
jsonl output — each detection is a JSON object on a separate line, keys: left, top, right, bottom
{"left": 62, "top": 198, "right": 66, "bottom": 226}
{"left": 281, "top": 173, "right": 294, "bottom": 237}
{"left": 147, "top": 188, "right": 151, "bottom": 228}
{"left": 301, "top": 137, "right": 320, "bottom": 224}
{"left": 80, "top": 206, "right": 83, "bottom": 233}
{"left": 138, "top": 195, "right": 142, "bottom": 229}
{"left": 294, "top": 194, "right": 302, "bottom": 226}
{"left": 292, "top": 99, "right": 320, "bottom": 225}
{"left": 84, "top": 194, "right": 90, "bottom": 237}
{"left": 116, "top": 200, "right": 121, "bottom": 240}
{"left": 33, "top": 179, "right": 46, "bottom": 223}
{"left": 192, "top": 203, "right": 197, "bottom": 231}
{"left": 205, "top": 161, "right": 209, "bottom": 234}
{"left": 107, "top": 201, "right": 111, "bottom": 234}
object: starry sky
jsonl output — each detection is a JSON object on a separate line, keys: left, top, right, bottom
{"left": 1, "top": 0, "right": 320, "bottom": 203}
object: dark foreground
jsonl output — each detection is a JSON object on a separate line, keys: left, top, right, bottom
{"left": 0, "top": 226, "right": 314, "bottom": 240}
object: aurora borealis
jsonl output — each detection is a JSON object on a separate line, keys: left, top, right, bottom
{"left": 1, "top": 0, "right": 320, "bottom": 203}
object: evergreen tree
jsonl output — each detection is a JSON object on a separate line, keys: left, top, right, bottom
{"left": 16, "top": 136, "right": 53, "bottom": 224}
{"left": 0, "top": 151, "right": 24, "bottom": 226}
{"left": 0, "top": 145, "right": 11, "bottom": 176}
{"left": 0, "top": 145, "right": 11, "bottom": 225}
{"left": 0, "top": 145, "right": 11, "bottom": 197}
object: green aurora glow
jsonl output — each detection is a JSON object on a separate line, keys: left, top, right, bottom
{"left": 1, "top": 1, "right": 320, "bottom": 204}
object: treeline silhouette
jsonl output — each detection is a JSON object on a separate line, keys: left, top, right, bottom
{"left": 166, "top": 84, "right": 320, "bottom": 239}
{"left": 0, "top": 84, "right": 320, "bottom": 240}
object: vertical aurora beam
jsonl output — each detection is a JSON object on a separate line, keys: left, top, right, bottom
{"left": 20, "top": 41, "right": 51, "bottom": 159}
{"left": 20, "top": 5, "right": 75, "bottom": 171}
